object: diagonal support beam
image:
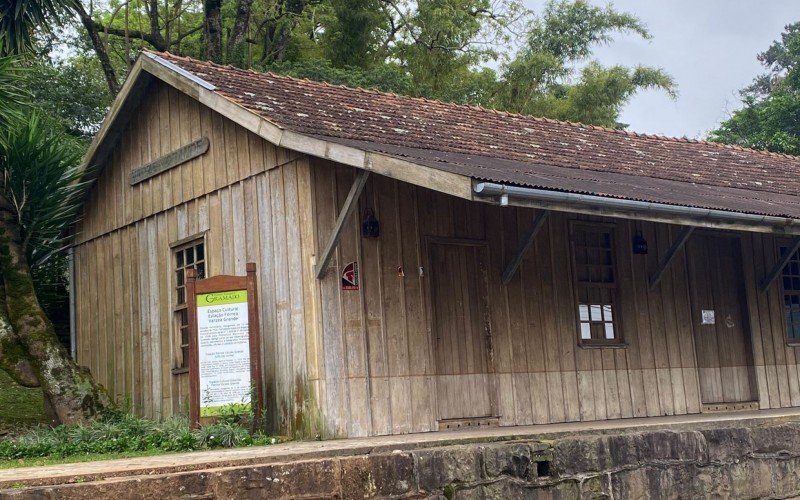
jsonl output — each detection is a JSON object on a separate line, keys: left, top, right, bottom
{"left": 315, "top": 170, "right": 370, "bottom": 279}
{"left": 502, "top": 210, "right": 550, "bottom": 285}
{"left": 759, "top": 236, "right": 800, "bottom": 293}
{"left": 648, "top": 225, "right": 695, "bottom": 290}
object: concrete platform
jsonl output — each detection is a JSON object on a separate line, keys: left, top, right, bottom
{"left": 3, "top": 408, "right": 800, "bottom": 498}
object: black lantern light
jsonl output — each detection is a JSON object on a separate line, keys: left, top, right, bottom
{"left": 362, "top": 208, "right": 380, "bottom": 238}
{"left": 632, "top": 230, "right": 648, "bottom": 255}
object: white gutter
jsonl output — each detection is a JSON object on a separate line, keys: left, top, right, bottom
{"left": 474, "top": 181, "right": 800, "bottom": 232}
{"left": 142, "top": 52, "right": 217, "bottom": 91}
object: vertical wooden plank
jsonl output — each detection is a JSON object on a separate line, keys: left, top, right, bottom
{"left": 313, "top": 161, "right": 349, "bottom": 437}
{"left": 398, "top": 183, "right": 435, "bottom": 432}
{"left": 647, "top": 223, "right": 674, "bottom": 416}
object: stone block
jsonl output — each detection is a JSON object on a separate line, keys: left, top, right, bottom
{"left": 209, "top": 460, "right": 340, "bottom": 498}
{"left": 482, "top": 443, "right": 532, "bottom": 479}
{"left": 636, "top": 430, "right": 707, "bottom": 463}
{"left": 552, "top": 437, "right": 605, "bottom": 475}
{"left": 415, "top": 446, "right": 482, "bottom": 492}
{"left": 750, "top": 423, "right": 800, "bottom": 454}
{"left": 700, "top": 427, "right": 752, "bottom": 463}
{"left": 340, "top": 452, "right": 415, "bottom": 499}
{"left": 728, "top": 458, "right": 773, "bottom": 498}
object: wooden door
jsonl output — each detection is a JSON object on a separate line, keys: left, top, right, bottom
{"left": 687, "top": 233, "right": 757, "bottom": 404}
{"left": 429, "top": 240, "right": 495, "bottom": 420}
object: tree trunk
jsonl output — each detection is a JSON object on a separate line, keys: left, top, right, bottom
{"left": 204, "top": 0, "right": 223, "bottom": 62}
{"left": 73, "top": 2, "right": 121, "bottom": 97}
{"left": 0, "top": 299, "right": 39, "bottom": 388}
{"left": 227, "top": 0, "right": 254, "bottom": 66}
{"left": 0, "top": 194, "right": 109, "bottom": 424}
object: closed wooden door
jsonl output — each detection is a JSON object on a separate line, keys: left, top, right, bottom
{"left": 429, "top": 240, "right": 495, "bottom": 420}
{"left": 687, "top": 233, "right": 757, "bottom": 404}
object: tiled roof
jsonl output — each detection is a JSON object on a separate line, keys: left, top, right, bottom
{"left": 150, "top": 51, "right": 800, "bottom": 219}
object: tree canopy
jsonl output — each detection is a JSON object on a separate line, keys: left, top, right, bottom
{"left": 710, "top": 22, "right": 800, "bottom": 154}
{"left": 3, "top": 0, "right": 676, "bottom": 132}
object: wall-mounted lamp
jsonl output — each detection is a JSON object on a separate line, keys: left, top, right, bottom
{"left": 362, "top": 208, "right": 380, "bottom": 238}
{"left": 632, "top": 230, "right": 648, "bottom": 255}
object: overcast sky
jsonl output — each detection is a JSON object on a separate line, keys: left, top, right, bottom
{"left": 522, "top": 0, "right": 799, "bottom": 139}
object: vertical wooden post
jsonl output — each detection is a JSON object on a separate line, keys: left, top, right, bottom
{"left": 246, "top": 262, "right": 264, "bottom": 421}
{"left": 186, "top": 267, "right": 200, "bottom": 428}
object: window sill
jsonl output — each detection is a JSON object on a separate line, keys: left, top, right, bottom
{"left": 171, "top": 367, "right": 189, "bottom": 375}
{"left": 787, "top": 342, "right": 800, "bottom": 348}
{"left": 578, "top": 342, "right": 628, "bottom": 350}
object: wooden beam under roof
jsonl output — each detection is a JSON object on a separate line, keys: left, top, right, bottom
{"left": 648, "top": 225, "right": 695, "bottom": 290}
{"left": 759, "top": 236, "right": 800, "bottom": 293}
{"left": 315, "top": 170, "right": 370, "bottom": 279}
{"left": 501, "top": 210, "right": 549, "bottom": 285}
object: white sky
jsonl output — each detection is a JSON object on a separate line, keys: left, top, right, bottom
{"left": 522, "top": 0, "right": 800, "bottom": 138}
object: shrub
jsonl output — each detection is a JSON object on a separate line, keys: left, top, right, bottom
{"left": 0, "top": 410, "right": 278, "bottom": 461}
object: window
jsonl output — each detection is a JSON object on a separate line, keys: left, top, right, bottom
{"left": 780, "top": 244, "right": 800, "bottom": 342}
{"left": 174, "top": 239, "right": 206, "bottom": 368}
{"left": 570, "top": 223, "right": 621, "bottom": 346}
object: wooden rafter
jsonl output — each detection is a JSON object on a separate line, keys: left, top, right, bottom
{"left": 648, "top": 225, "right": 695, "bottom": 290}
{"left": 315, "top": 170, "right": 370, "bottom": 279}
{"left": 759, "top": 236, "right": 800, "bottom": 293}
{"left": 501, "top": 210, "right": 550, "bottom": 285}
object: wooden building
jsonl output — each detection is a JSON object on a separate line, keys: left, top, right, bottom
{"left": 72, "top": 50, "right": 800, "bottom": 439}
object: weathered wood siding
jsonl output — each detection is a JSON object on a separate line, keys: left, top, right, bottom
{"left": 310, "top": 160, "right": 800, "bottom": 438}
{"left": 73, "top": 81, "right": 320, "bottom": 436}
{"left": 73, "top": 77, "right": 800, "bottom": 440}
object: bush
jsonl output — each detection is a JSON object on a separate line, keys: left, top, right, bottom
{"left": 0, "top": 410, "right": 279, "bottom": 461}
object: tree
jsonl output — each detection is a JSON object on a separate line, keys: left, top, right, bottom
{"left": 495, "top": 0, "right": 676, "bottom": 128}
{"left": 710, "top": 22, "right": 800, "bottom": 154}
{"left": 0, "top": 57, "right": 109, "bottom": 423}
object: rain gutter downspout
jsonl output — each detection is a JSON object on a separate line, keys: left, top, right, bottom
{"left": 473, "top": 181, "right": 800, "bottom": 231}
{"left": 68, "top": 246, "right": 76, "bottom": 360}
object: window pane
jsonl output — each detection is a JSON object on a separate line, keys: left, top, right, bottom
{"left": 176, "top": 251, "right": 184, "bottom": 267}
{"left": 580, "top": 323, "right": 591, "bottom": 339}
{"left": 590, "top": 304, "right": 602, "bottom": 321}
{"left": 176, "top": 269, "right": 184, "bottom": 287}
{"left": 604, "top": 323, "right": 615, "bottom": 339}
{"left": 603, "top": 305, "right": 613, "bottom": 321}
{"left": 177, "top": 287, "right": 185, "bottom": 305}
{"left": 579, "top": 304, "right": 590, "bottom": 321}
{"left": 196, "top": 263, "right": 205, "bottom": 279}
{"left": 186, "top": 248, "right": 195, "bottom": 265}
{"left": 196, "top": 244, "right": 204, "bottom": 261}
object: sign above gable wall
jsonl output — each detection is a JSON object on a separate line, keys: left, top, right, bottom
{"left": 129, "top": 136, "right": 210, "bottom": 185}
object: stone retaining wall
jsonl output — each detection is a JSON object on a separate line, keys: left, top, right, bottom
{"left": 5, "top": 420, "right": 800, "bottom": 498}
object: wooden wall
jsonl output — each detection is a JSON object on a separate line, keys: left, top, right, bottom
{"left": 73, "top": 80, "right": 321, "bottom": 436}
{"left": 310, "top": 160, "right": 800, "bottom": 438}
{"left": 73, "top": 77, "right": 800, "bottom": 440}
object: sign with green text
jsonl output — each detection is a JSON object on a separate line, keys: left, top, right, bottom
{"left": 196, "top": 290, "right": 251, "bottom": 417}
{"left": 186, "top": 263, "right": 263, "bottom": 427}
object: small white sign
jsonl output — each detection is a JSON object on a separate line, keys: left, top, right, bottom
{"left": 701, "top": 309, "right": 715, "bottom": 325}
{"left": 196, "top": 290, "right": 251, "bottom": 416}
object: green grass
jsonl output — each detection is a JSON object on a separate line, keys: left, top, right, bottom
{"left": 0, "top": 369, "right": 46, "bottom": 427}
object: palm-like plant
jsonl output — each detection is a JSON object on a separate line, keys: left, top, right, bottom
{"left": 0, "top": 56, "right": 26, "bottom": 145}
{"left": 0, "top": 0, "right": 64, "bottom": 56}
{"left": 1, "top": 112, "right": 86, "bottom": 265}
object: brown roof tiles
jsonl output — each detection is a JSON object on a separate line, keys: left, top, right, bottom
{"left": 150, "top": 51, "right": 800, "bottom": 219}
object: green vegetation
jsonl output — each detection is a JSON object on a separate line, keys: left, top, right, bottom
{"left": 0, "top": 369, "right": 46, "bottom": 427}
{"left": 710, "top": 22, "right": 800, "bottom": 154}
{"left": 0, "top": 409, "right": 280, "bottom": 466}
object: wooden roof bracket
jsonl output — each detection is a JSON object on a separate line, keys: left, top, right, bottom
{"left": 315, "top": 169, "right": 370, "bottom": 279}
{"left": 759, "top": 236, "right": 800, "bottom": 293}
{"left": 648, "top": 225, "right": 695, "bottom": 290}
{"left": 501, "top": 210, "right": 550, "bottom": 285}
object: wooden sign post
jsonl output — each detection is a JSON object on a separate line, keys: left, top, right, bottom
{"left": 186, "top": 262, "right": 263, "bottom": 427}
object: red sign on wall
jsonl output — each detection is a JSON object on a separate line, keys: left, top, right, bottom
{"left": 342, "top": 262, "right": 359, "bottom": 290}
